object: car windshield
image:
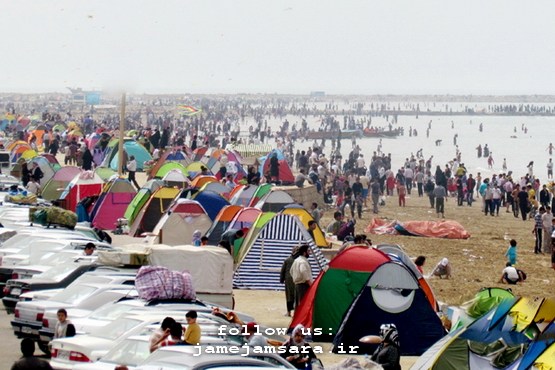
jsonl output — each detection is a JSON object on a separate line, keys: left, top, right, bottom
{"left": 89, "top": 302, "right": 136, "bottom": 320}
{"left": 50, "top": 284, "right": 97, "bottom": 305}
{"left": 33, "top": 263, "right": 81, "bottom": 281}
{"left": 92, "top": 317, "right": 142, "bottom": 340}
{"left": 101, "top": 339, "right": 150, "bottom": 366}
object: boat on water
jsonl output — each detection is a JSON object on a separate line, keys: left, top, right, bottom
{"left": 362, "top": 128, "right": 401, "bottom": 138}
{"left": 305, "top": 129, "right": 362, "bottom": 140}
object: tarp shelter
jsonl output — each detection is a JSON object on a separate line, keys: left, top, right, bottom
{"left": 254, "top": 190, "right": 295, "bottom": 212}
{"left": 281, "top": 205, "right": 327, "bottom": 248}
{"left": 90, "top": 178, "right": 137, "bottom": 230}
{"left": 123, "top": 179, "right": 165, "bottom": 224}
{"left": 412, "top": 297, "right": 555, "bottom": 370}
{"left": 230, "top": 185, "right": 258, "bottom": 206}
{"left": 129, "top": 186, "right": 180, "bottom": 237}
{"left": 146, "top": 245, "right": 233, "bottom": 295}
{"left": 59, "top": 171, "right": 104, "bottom": 212}
{"left": 205, "top": 205, "right": 243, "bottom": 245}
{"left": 153, "top": 162, "right": 188, "bottom": 180}
{"left": 41, "top": 166, "right": 81, "bottom": 201}
{"left": 105, "top": 139, "right": 152, "bottom": 171}
{"left": 365, "top": 218, "right": 471, "bottom": 239}
{"left": 259, "top": 149, "right": 295, "bottom": 185}
{"left": 162, "top": 169, "right": 190, "bottom": 189}
{"left": 233, "top": 214, "right": 328, "bottom": 290}
{"left": 150, "top": 199, "right": 212, "bottom": 246}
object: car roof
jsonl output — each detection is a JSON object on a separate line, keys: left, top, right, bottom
{"left": 139, "top": 354, "right": 283, "bottom": 369}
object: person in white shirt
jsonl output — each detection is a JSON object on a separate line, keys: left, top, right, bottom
{"left": 25, "top": 178, "right": 41, "bottom": 196}
{"left": 127, "top": 155, "right": 140, "bottom": 190}
{"left": 290, "top": 244, "right": 312, "bottom": 307}
{"left": 499, "top": 263, "right": 522, "bottom": 285}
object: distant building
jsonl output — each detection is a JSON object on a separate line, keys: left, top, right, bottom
{"left": 67, "top": 88, "right": 101, "bottom": 105}
{"left": 310, "top": 91, "right": 326, "bottom": 97}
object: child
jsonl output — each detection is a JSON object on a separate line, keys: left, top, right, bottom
{"left": 505, "top": 239, "right": 518, "bottom": 265}
{"left": 54, "top": 308, "right": 72, "bottom": 339}
{"left": 398, "top": 184, "right": 406, "bottom": 207}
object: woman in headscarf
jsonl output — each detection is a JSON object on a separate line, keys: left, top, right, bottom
{"left": 281, "top": 324, "right": 317, "bottom": 369}
{"left": 371, "top": 323, "right": 401, "bottom": 370}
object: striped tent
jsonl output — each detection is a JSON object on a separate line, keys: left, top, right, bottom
{"left": 228, "top": 143, "right": 273, "bottom": 159}
{"left": 233, "top": 214, "right": 328, "bottom": 290}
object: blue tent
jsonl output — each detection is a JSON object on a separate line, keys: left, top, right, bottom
{"left": 193, "top": 191, "right": 229, "bottom": 221}
{"left": 108, "top": 141, "right": 152, "bottom": 171}
{"left": 333, "top": 261, "right": 445, "bottom": 356}
{"left": 166, "top": 150, "right": 187, "bottom": 160}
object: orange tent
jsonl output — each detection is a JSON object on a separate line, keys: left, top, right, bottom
{"left": 190, "top": 175, "right": 218, "bottom": 188}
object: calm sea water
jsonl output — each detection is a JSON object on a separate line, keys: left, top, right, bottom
{"left": 240, "top": 110, "right": 555, "bottom": 182}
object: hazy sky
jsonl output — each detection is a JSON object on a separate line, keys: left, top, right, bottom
{"left": 2, "top": 0, "right": 554, "bottom": 95}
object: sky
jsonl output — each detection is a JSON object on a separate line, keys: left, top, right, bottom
{"left": 2, "top": 0, "right": 555, "bottom": 95}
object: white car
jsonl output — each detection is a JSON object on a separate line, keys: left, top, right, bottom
{"left": 12, "top": 280, "right": 136, "bottom": 346}
{"left": 2, "top": 239, "right": 113, "bottom": 267}
{"left": 139, "top": 346, "right": 295, "bottom": 369}
{"left": 50, "top": 313, "right": 230, "bottom": 369}
{"left": 72, "top": 333, "right": 247, "bottom": 370}
{"left": 70, "top": 298, "right": 226, "bottom": 334}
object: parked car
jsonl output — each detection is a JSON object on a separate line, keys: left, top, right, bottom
{"left": 10, "top": 269, "right": 136, "bottom": 342}
{"left": 0, "top": 239, "right": 114, "bottom": 296}
{"left": 69, "top": 297, "right": 225, "bottom": 334}
{"left": 3, "top": 262, "right": 130, "bottom": 312}
{"left": 50, "top": 313, "right": 234, "bottom": 369}
{"left": 140, "top": 346, "right": 295, "bottom": 369}
{"left": 72, "top": 333, "right": 247, "bottom": 370}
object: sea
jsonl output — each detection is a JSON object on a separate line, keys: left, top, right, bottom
{"left": 237, "top": 101, "right": 555, "bottom": 183}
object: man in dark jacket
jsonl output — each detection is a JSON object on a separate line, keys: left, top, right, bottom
{"left": 11, "top": 338, "right": 53, "bottom": 370}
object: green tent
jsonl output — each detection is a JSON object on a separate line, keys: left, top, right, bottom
{"left": 248, "top": 183, "right": 273, "bottom": 206}
{"left": 465, "top": 287, "right": 514, "bottom": 318}
{"left": 123, "top": 179, "right": 165, "bottom": 224}
{"left": 155, "top": 162, "right": 188, "bottom": 179}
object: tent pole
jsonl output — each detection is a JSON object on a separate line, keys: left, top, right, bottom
{"left": 118, "top": 93, "right": 126, "bottom": 176}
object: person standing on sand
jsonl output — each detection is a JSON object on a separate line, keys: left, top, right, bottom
{"left": 280, "top": 247, "right": 299, "bottom": 317}
{"left": 547, "top": 158, "right": 553, "bottom": 180}
{"left": 126, "top": 155, "right": 140, "bottom": 190}
{"left": 533, "top": 207, "right": 545, "bottom": 254}
{"left": 542, "top": 206, "right": 553, "bottom": 254}
{"left": 290, "top": 244, "right": 312, "bottom": 308}
{"left": 433, "top": 183, "right": 447, "bottom": 218}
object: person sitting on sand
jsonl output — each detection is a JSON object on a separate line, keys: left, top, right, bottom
{"left": 430, "top": 258, "right": 452, "bottom": 279}
{"left": 499, "top": 262, "right": 526, "bottom": 285}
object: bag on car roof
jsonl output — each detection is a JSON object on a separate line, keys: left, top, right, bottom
{"left": 135, "top": 265, "right": 196, "bottom": 301}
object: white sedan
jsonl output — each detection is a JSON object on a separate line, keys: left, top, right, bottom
{"left": 71, "top": 332, "right": 247, "bottom": 370}
{"left": 50, "top": 313, "right": 235, "bottom": 369}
